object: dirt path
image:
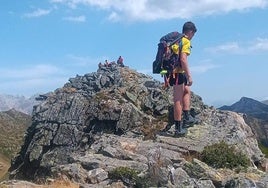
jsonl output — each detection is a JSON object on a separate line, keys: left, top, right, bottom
{"left": 0, "top": 154, "right": 10, "bottom": 181}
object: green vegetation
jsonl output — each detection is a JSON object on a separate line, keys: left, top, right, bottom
{"left": 258, "top": 142, "right": 268, "bottom": 158}
{"left": 0, "top": 110, "right": 31, "bottom": 159}
{"left": 200, "top": 141, "right": 250, "bottom": 169}
{"left": 0, "top": 110, "right": 31, "bottom": 181}
{"left": 108, "top": 166, "right": 154, "bottom": 187}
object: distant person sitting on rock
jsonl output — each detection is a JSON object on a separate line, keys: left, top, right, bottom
{"left": 117, "top": 56, "right": 124, "bottom": 67}
{"left": 98, "top": 62, "right": 102, "bottom": 68}
{"left": 105, "top": 60, "right": 111, "bottom": 67}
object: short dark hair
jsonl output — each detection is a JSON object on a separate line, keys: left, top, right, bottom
{"left": 182, "top": 21, "right": 197, "bottom": 33}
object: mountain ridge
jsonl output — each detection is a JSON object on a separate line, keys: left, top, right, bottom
{"left": 219, "top": 96, "right": 268, "bottom": 120}
{"left": 219, "top": 97, "right": 268, "bottom": 147}
{"left": 0, "top": 94, "right": 40, "bottom": 115}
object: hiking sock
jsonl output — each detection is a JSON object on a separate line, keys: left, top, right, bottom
{"left": 174, "top": 121, "right": 181, "bottom": 132}
{"left": 183, "top": 110, "right": 190, "bottom": 120}
{"left": 174, "top": 121, "right": 187, "bottom": 136}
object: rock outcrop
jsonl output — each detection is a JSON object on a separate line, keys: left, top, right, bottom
{"left": 8, "top": 65, "right": 268, "bottom": 187}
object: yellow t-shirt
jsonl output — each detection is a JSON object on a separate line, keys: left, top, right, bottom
{"left": 181, "top": 37, "right": 191, "bottom": 55}
{"left": 172, "top": 37, "right": 191, "bottom": 73}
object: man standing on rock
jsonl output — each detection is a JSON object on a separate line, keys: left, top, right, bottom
{"left": 162, "top": 21, "right": 198, "bottom": 136}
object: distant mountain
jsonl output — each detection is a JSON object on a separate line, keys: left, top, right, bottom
{"left": 0, "top": 94, "right": 40, "bottom": 115}
{"left": 219, "top": 97, "right": 268, "bottom": 121}
{"left": 219, "top": 97, "right": 268, "bottom": 147}
{"left": 262, "top": 100, "right": 268, "bottom": 105}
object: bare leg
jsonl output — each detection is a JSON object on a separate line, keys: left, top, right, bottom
{"left": 182, "top": 85, "right": 191, "bottom": 111}
{"left": 173, "top": 84, "right": 187, "bottom": 135}
{"left": 173, "top": 84, "right": 184, "bottom": 121}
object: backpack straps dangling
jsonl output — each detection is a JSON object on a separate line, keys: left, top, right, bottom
{"left": 164, "top": 74, "right": 170, "bottom": 88}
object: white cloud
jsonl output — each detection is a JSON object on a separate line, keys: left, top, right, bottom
{"left": 0, "top": 64, "right": 61, "bottom": 79}
{"left": 66, "top": 54, "right": 105, "bottom": 66}
{"left": 191, "top": 59, "right": 220, "bottom": 74}
{"left": 107, "top": 12, "right": 120, "bottom": 22}
{"left": 0, "top": 64, "right": 68, "bottom": 96}
{"left": 191, "top": 63, "right": 219, "bottom": 74}
{"left": 205, "top": 42, "right": 242, "bottom": 54}
{"left": 23, "top": 8, "right": 52, "bottom": 18}
{"left": 205, "top": 37, "right": 268, "bottom": 54}
{"left": 50, "top": 0, "right": 268, "bottom": 21}
{"left": 63, "top": 15, "right": 86, "bottom": 22}
{"left": 0, "top": 77, "right": 67, "bottom": 96}
{"left": 249, "top": 38, "right": 268, "bottom": 51}
{"left": 50, "top": 0, "right": 65, "bottom": 2}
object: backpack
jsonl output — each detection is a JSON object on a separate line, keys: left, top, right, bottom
{"left": 152, "top": 31, "right": 184, "bottom": 75}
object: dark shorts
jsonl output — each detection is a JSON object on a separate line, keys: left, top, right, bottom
{"left": 168, "top": 73, "right": 187, "bottom": 86}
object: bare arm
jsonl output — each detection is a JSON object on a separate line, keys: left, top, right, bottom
{"left": 180, "top": 52, "right": 192, "bottom": 86}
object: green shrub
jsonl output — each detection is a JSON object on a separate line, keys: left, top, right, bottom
{"left": 108, "top": 166, "right": 153, "bottom": 187}
{"left": 258, "top": 142, "right": 268, "bottom": 158}
{"left": 200, "top": 141, "right": 250, "bottom": 169}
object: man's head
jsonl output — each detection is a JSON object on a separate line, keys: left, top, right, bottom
{"left": 182, "top": 21, "right": 197, "bottom": 40}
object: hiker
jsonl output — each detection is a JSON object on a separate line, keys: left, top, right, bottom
{"left": 98, "top": 62, "right": 102, "bottom": 68}
{"left": 162, "top": 21, "right": 197, "bottom": 136}
{"left": 104, "top": 60, "right": 111, "bottom": 67}
{"left": 117, "top": 56, "right": 124, "bottom": 67}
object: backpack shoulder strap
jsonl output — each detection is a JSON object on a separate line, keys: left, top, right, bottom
{"left": 170, "top": 33, "right": 184, "bottom": 46}
{"left": 160, "top": 31, "right": 184, "bottom": 47}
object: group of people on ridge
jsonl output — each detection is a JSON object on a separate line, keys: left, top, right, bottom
{"left": 98, "top": 56, "right": 124, "bottom": 69}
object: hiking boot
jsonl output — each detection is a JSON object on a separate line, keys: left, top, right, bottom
{"left": 183, "top": 115, "right": 198, "bottom": 128}
{"left": 174, "top": 121, "right": 187, "bottom": 137}
{"left": 174, "top": 129, "right": 187, "bottom": 137}
{"left": 182, "top": 110, "right": 198, "bottom": 128}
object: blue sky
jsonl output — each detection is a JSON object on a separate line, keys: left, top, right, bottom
{"left": 1, "top": 0, "right": 268, "bottom": 107}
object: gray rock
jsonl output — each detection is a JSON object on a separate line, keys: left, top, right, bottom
{"left": 8, "top": 65, "right": 268, "bottom": 188}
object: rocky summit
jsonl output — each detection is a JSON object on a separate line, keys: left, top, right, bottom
{"left": 8, "top": 64, "right": 268, "bottom": 187}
